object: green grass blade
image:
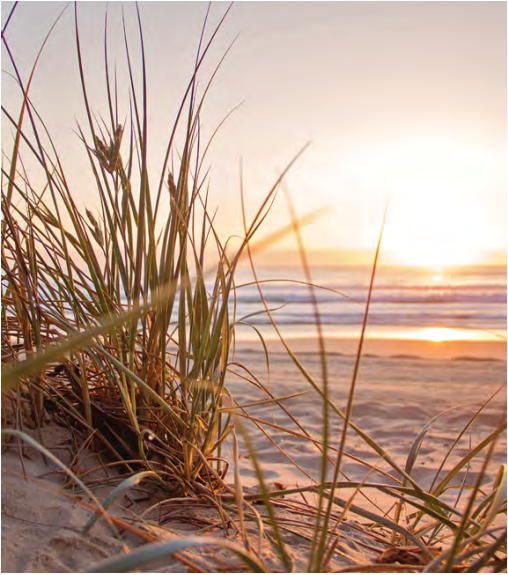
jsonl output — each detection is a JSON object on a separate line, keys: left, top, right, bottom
{"left": 87, "top": 536, "right": 266, "bottom": 573}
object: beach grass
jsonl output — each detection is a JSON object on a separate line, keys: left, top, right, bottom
{"left": 2, "top": 3, "right": 506, "bottom": 573}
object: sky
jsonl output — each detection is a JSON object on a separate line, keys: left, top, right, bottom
{"left": 2, "top": 1, "right": 506, "bottom": 267}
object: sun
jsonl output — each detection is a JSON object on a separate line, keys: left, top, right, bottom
{"left": 387, "top": 233, "right": 483, "bottom": 269}
{"left": 331, "top": 133, "right": 499, "bottom": 269}
{"left": 390, "top": 238, "right": 473, "bottom": 269}
{"left": 383, "top": 179, "right": 487, "bottom": 268}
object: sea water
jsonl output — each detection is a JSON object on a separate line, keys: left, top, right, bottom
{"left": 230, "top": 263, "right": 507, "bottom": 343}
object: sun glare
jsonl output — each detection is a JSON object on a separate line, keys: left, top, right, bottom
{"left": 390, "top": 240, "right": 478, "bottom": 268}
{"left": 406, "top": 327, "right": 503, "bottom": 342}
{"left": 348, "top": 134, "right": 500, "bottom": 269}
{"left": 417, "top": 327, "right": 458, "bottom": 342}
{"left": 384, "top": 178, "right": 488, "bottom": 268}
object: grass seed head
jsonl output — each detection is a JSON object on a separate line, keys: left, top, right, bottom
{"left": 168, "top": 170, "right": 178, "bottom": 199}
{"left": 85, "top": 208, "right": 104, "bottom": 248}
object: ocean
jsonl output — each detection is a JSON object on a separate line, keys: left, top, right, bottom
{"left": 230, "top": 263, "right": 507, "bottom": 343}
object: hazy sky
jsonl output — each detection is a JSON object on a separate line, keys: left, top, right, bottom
{"left": 2, "top": 2, "right": 506, "bottom": 266}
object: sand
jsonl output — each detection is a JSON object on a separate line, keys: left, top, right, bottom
{"left": 1, "top": 424, "right": 385, "bottom": 572}
{"left": 2, "top": 337, "right": 506, "bottom": 572}
{"left": 229, "top": 337, "right": 506, "bottom": 489}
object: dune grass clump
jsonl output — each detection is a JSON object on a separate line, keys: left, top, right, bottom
{"left": 1, "top": 2, "right": 282, "bottom": 496}
{"left": 2, "top": 3, "right": 506, "bottom": 573}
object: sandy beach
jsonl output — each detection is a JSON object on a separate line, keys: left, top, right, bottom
{"left": 2, "top": 336, "right": 505, "bottom": 572}
{"left": 229, "top": 337, "right": 506, "bottom": 488}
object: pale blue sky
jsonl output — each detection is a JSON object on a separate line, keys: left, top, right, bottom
{"left": 2, "top": 2, "right": 506, "bottom": 265}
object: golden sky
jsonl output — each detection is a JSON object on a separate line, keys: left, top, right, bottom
{"left": 2, "top": 2, "right": 506, "bottom": 267}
